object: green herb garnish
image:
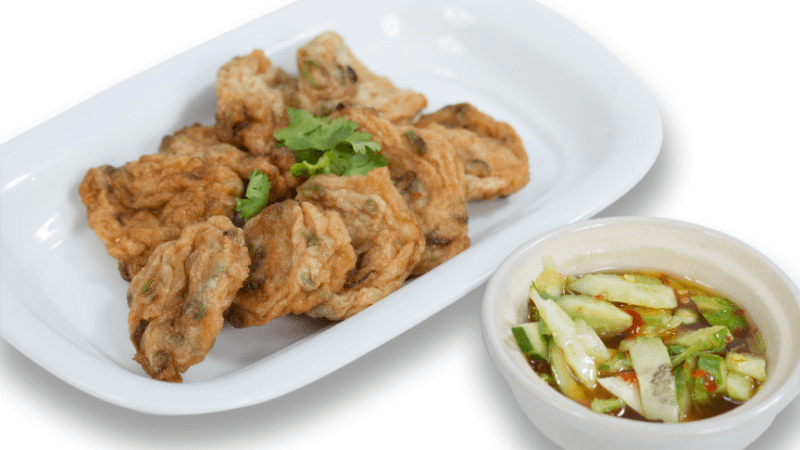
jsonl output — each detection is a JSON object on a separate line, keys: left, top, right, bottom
{"left": 235, "top": 170, "right": 271, "bottom": 221}
{"left": 273, "top": 107, "right": 387, "bottom": 178}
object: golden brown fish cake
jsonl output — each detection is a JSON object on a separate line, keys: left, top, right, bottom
{"left": 295, "top": 31, "right": 427, "bottom": 124}
{"left": 225, "top": 200, "right": 357, "bottom": 328}
{"left": 415, "top": 103, "right": 530, "bottom": 201}
{"left": 214, "top": 49, "right": 298, "bottom": 171}
{"left": 127, "top": 216, "right": 250, "bottom": 382}
{"left": 295, "top": 167, "right": 425, "bottom": 320}
{"left": 78, "top": 154, "right": 243, "bottom": 281}
{"left": 159, "top": 123, "right": 297, "bottom": 202}
{"left": 335, "top": 107, "right": 469, "bottom": 276}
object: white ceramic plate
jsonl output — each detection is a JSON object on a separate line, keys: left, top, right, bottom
{"left": 0, "top": 0, "right": 662, "bottom": 414}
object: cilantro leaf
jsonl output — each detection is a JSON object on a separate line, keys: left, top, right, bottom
{"left": 273, "top": 107, "right": 387, "bottom": 178}
{"left": 235, "top": 170, "right": 271, "bottom": 221}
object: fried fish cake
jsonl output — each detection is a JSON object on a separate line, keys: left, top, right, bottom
{"left": 159, "top": 123, "right": 297, "bottom": 202}
{"left": 296, "top": 167, "right": 425, "bottom": 320}
{"left": 295, "top": 31, "right": 427, "bottom": 124}
{"left": 415, "top": 103, "right": 530, "bottom": 201}
{"left": 214, "top": 49, "right": 298, "bottom": 170}
{"left": 79, "top": 154, "right": 243, "bottom": 281}
{"left": 335, "top": 107, "right": 469, "bottom": 276}
{"left": 127, "top": 216, "right": 250, "bottom": 382}
{"left": 225, "top": 200, "right": 357, "bottom": 328}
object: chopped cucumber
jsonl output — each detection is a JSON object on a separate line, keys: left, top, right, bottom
{"left": 725, "top": 352, "right": 767, "bottom": 382}
{"left": 549, "top": 340, "right": 591, "bottom": 405}
{"left": 691, "top": 295, "right": 737, "bottom": 311}
{"left": 674, "top": 363, "right": 694, "bottom": 421}
{"left": 692, "top": 296, "right": 748, "bottom": 332}
{"left": 511, "top": 322, "right": 549, "bottom": 360}
{"left": 629, "top": 336, "right": 679, "bottom": 423}
{"left": 591, "top": 397, "right": 625, "bottom": 414}
{"left": 535, "top": 256, "right": 565, "bottom": 298}
{"left": 554, "top": 294, "right": 633, "bottom": 335}
{"left": 752, "top": 331, "right": 767, "bottom": 355}
{"left": 568, "top": 273, "right": 678, "bottom": 309}
{"left": 622, "top": 273, "right": 663, "bottom": 285}
{"left": 671, "top": 325, "right": 732, "bottom": 352}
{"left": 598, "top": 351, "right": 632, "bottom": 376}
{"left": 575, "top": 318, "right": 612, "bottom": 362}
{"left": 617, "top": 338, "right": 637, "bottom": 354}
{"left": 726, "top": 371, "right": 755, "bottom": 401}
{"left": 597, "top": 375, "right": 643, "bottom": 415}
{"left": 674, "top": 308, "right": 699, "bottom": 325}
{"left": 530, "top": 287, "right": 597, "bottom": 388}
{"left": 639, "top": 308, "right": 682, "bottom": 329}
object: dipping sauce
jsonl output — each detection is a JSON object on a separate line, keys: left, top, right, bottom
{"left": 511, "top": 259, "right": 767, "bottom": 423}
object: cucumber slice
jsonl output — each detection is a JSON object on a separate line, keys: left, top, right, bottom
{"left": 726, "top": 371, "right": 755, "bottom": 401}
{"left": 622, "top": 273, "right": 663, "bottom": 285}
{"left": 554, "top": 294, "right": 633, "bottom": 335}
{"left": 674, "top": 308, "right": 699, "bottom": 325}
{"left": 672, "top": 325, "right": 732, "bottom": 352}
{"left": 535, "top": 256, "right": 565, "bottom": 298}
{"left": 568, "top": 273, "right": 678, "bottom": 309}
{"left": 692, "top": 296, "right": 748, "bottom": 332}
{"left": 639, "top": 308, "right": 682, "bottom": 329}
{"left": 597, "top": 376, "right": 643, "bottom": 415}
{"left": 674, "top": 363, "right": 694, "bottom": 421}
{"left": 549, "top": 341, "right": 591, "bottom": 405}
{"left": 629, "top": 336, "right": 679, "bottom": 423}
{"left": 575, "top": 318, "right": 612, "bottom": 362}
{"left": 530, "top": 287, "right": 597, "bottom": 388}
{"left": 725, "top": 352, "right": 767, "bottom": 382}
{"left": 591, "top": 397, "right": 625, "bottom": 414}
{"left": 511, "top": 322, "right": 549, "bottom": 360}
{"left": 598, "top": 351, "right": 632, "bottom": 376}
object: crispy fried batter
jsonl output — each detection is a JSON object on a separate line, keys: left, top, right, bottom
{"left": 78, "top": 154, "right": 243, "bottom": 281}
{"left": 295, "top": 167, "right": 425, "bottom": 320}
{"left": 335, "top": 107, "right": 470, "bottom": 276}
{"left": 415, "top": 103, "right": 529, "bottom": 201}
{"left": 159, "top": 123, "right": 297, "bottom": 202}
{"left": 225, "top": 200, "right": 357, "bottom": 328}
{"left": 127, "top": 216, "right": 250, "bottom": 382}
{"left": 295, "top": 31, "right": 427, "bottom": 124}
{"left": 214, "top": 49, "right": 298, "bottom": 172}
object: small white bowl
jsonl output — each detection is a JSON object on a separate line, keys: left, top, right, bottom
{"left": 481, "top": 216, "right": 800, "bottom": 450}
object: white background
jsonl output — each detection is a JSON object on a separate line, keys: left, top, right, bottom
{"left": 1, "top": 1, "right": 799, "bottom": 449}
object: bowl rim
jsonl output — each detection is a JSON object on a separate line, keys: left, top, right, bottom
{"left": 481, "top": 215, "right": 800, "bottom": 435}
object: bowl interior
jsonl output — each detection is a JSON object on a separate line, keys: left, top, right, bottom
{"left": 484, "top": 217, "right": 800, "bottom": 435}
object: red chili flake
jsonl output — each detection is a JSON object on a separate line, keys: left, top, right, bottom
{"left": 620, "top": 372, "right": 638, "bottom": 384}
{"left": 624, "top": 310, "right": 643, "bottom": 338}
{"left": 703, "top": 376, "right": 718, "bottom": 393}
{"left": 691, "top": 370, "right": 718, "bottom": 392}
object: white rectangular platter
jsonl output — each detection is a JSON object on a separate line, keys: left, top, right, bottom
{"left": 0, "top": 0, "right": 661, "bottom": 414}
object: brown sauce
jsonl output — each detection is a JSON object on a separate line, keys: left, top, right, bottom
{"left": 525, "top": 270, "right": 765, "bottom": 422}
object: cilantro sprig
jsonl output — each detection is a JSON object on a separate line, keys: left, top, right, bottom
{"left": 273, "top": 107, "right": 387, "bottom": 178}
{"left": 235, "top": 170, "right": 271, "bottom": 221}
